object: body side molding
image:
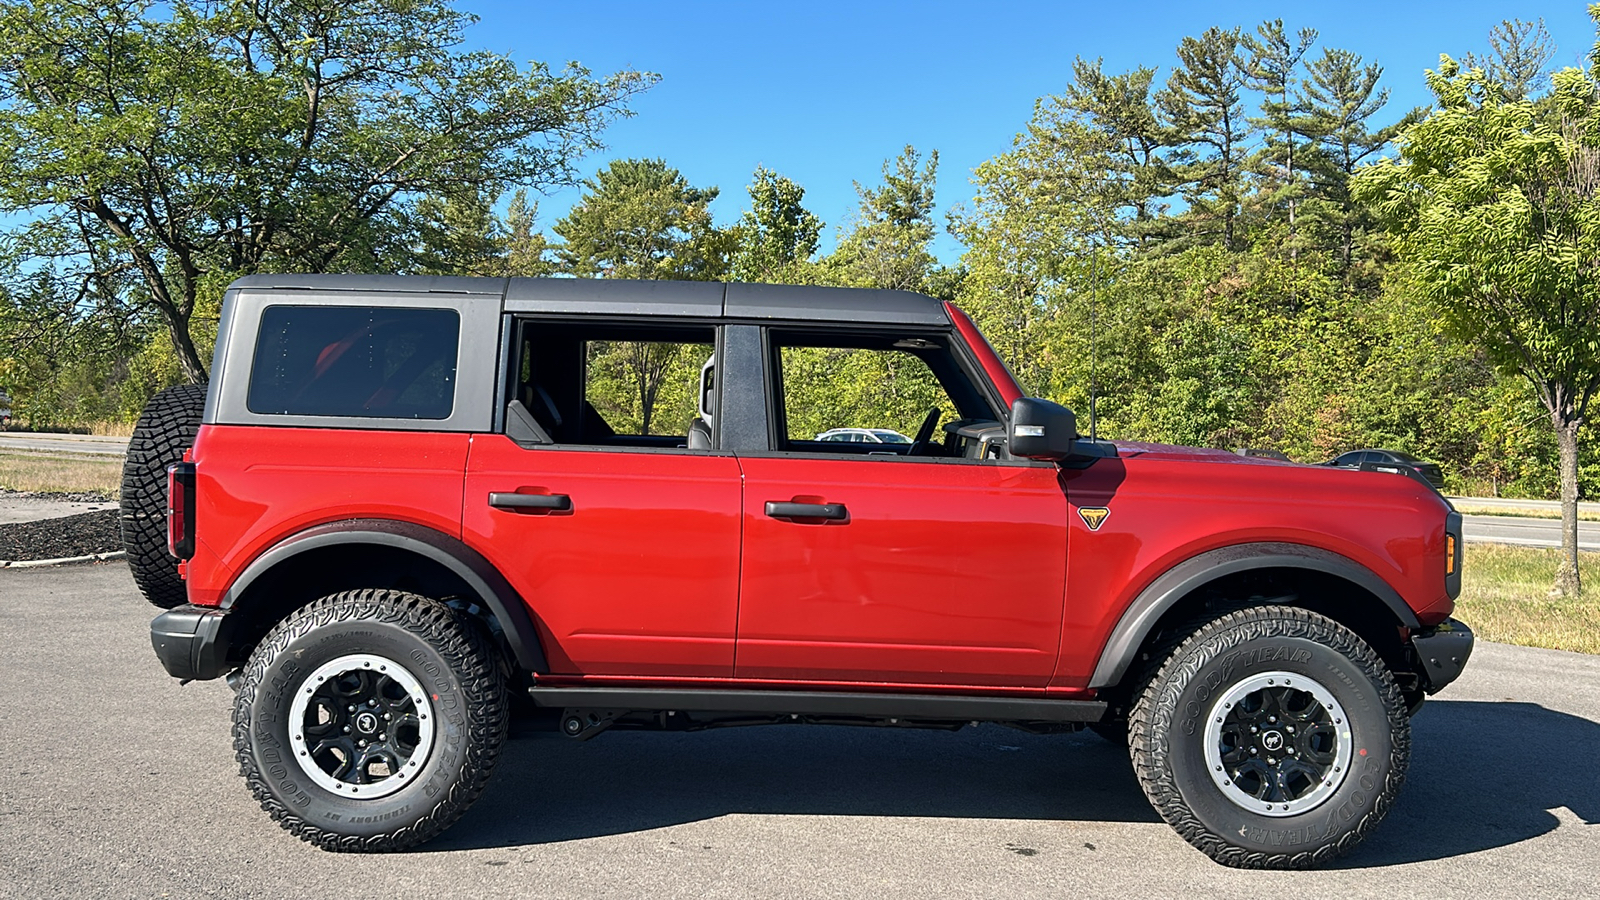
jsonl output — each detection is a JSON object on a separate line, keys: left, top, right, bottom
{"left": 1087, "top": 541, "right": 1421, "bottom": 689}
{"left": 220, "top": 518, "right": 548, "bottom": 672}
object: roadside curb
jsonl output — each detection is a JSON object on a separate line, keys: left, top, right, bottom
{"left": 0, "top": 550, "right": 126, "bottom": 569}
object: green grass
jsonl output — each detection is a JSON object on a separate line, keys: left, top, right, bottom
{"left": 1455, "top": 543, "right": 1600, "bottom": 655}
{"left": 0, "top": 450, "right": 121, "bottom": 497}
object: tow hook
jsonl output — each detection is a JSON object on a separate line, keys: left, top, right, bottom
{"left": 560, "top": 708, "right": 624, "bottom": 740}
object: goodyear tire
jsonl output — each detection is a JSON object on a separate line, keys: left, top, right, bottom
{"left": 1128, "top": 606, "right": 1409, "bottom": 869}
{"left": 120, "top": 383, "right": 205, "bottom": 608}
{"left": 233, "top": 590, "right": 508, "bottom": 852}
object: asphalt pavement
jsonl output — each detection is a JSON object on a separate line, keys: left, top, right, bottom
{"left": 0, "top": 561, "right": 1595, "bottom": 900}
{"left": 1462, "top": 513, "right": 1600, "bottom": 551}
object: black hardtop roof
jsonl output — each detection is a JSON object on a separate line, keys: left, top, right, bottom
{"left": 226, "top": 275, "right": 949, "bottom": 326}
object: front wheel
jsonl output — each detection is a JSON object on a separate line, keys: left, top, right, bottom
{"left": 1129, "top": 606, "right": 1409, "bottom": 869}
{"left": 232, "top": 590, "right": 508, "bottom": 851}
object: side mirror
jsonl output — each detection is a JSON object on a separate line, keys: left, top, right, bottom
{"left": 1009, "top": 397, "right": 1077, "bottom": 461}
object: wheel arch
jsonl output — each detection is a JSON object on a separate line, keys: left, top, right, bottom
{"left": 219, "top": 518, "right": 548, "bottom": 674}
{"left": 1088, "top": 542, "right": 1421, "bottom": 691}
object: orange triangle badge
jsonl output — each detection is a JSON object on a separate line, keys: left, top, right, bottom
{"left": 1078, "top": 507, "right": 1110, "bottom": 531}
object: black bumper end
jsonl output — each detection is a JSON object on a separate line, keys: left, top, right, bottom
{"left": 151, "top": 605, "right": 234, "bottom": 681}
{"left": 1411, "top": 617, "right": 1474, "bottom": 694}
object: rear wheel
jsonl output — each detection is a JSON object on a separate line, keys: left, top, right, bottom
{"left": 120, "top": 384, "right": 205, "bottom": 608}
{"left": 233, "top": 589, "right": 508, "bottom": 851}
{"left": 1128, "top": 606, "right": 1409, "bottom": 869}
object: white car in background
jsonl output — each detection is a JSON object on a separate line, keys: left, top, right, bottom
{"left": 814, "top": 428, "right": 912, "bottom": 444}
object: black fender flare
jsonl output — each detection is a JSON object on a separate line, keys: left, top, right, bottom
{"left": 1087, "top": 541, "right": 1421, "bottom": 689}
{"left": 220, "top": 518, "right": 548, "bottom": 673}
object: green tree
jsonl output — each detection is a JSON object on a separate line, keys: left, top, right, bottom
{"left": 503, "top": 190, "right": 559, "bottom": 277}
{"left": 552, "top": 158, "right": 729, "bottom": 435}
{"left": 1463, "top": 18, "right": 1556, "bottom": 101}
{"left": 731, "top": 167, "right": 822, "bottom": 283}
{"left": 1059, "top": 59, "right": 1173, "bottom": 246}
{"left": 1299, "top": 48, "right": 1416, "bottom": 277}
{"left": 1245, "top": 20, "right": 1318, "bottom": 254}
{"left": 412, "top": 189, "right": 505, "bottom": 277}
{"left": 828, "top": 145, "right": 942, "bottom": 292}
{"left": 0, "top": 0, "right": 653, "bottom": 384}
{"left": 951, "top": 98, "right": 1115, "bottom": 394}
{"left": 1156, "top": 27, "right": 1254, "bottom": 251}
{"left": 553, "top": 158, "right": 733, "bottom": 280}
{"left": 1355, "top": 41, "right": 1600, "bottom": 597}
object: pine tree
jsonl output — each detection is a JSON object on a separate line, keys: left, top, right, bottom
{"left": 1156, "top": 27, "right": 1254, "bottom": 251}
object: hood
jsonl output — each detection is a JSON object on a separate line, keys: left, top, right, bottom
{"left": 1108, "top": 440, "right": 1299, "bottom": 467}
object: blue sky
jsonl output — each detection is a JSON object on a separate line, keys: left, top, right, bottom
{"left": 462, "top": 1, "right": 1598, "bottom": 262}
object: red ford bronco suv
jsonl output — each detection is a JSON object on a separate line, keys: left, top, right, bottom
{"left": 125, "top": 276, "right": 1472, "bottom": 868}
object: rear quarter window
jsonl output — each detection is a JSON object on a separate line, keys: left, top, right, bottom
{"left": 247, "top": 306, "right": 460, "bottom": 419}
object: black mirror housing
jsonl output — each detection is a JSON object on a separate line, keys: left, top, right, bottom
{"left": 1009, "top": 397, "right": 1077, "bottom": 461}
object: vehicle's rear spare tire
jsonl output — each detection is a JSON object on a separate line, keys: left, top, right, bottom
{"left": 120, "top": 383, "right": 205, "bottom": 608}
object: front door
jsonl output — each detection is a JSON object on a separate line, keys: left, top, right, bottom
{"left": 733, "top": 330, "right": 1069, "bottom": 687}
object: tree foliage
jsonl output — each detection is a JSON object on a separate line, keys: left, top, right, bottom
{"left": 1356, "top": 34, "right": 1600, "bottom": 595}
{"left": 553, "top": 158, "right": 732, "bottom": 280}
{"left": 731, "top": 167, "right": 822, "bottom": 283}
{"left": 0, "top": 0, "right": 654, "bottom": 383}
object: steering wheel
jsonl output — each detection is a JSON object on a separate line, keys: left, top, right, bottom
{"left": 908, "top": 407, "right": 942, "bottom": 455}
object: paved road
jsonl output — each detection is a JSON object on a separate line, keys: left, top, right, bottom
{"left": 1, "top": 562, "right": 1596, "bottom": 900}
{"left": 1462, "top": 513, "right": 1600, "bottom": 551}
{"left": 0, "top": 433, "right": 129, "bottom": 456}
{"left": 1452, "top": 495, "right": 1600, "bottom": 514}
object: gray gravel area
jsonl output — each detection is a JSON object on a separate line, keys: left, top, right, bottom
{"left": 0, "top": 561, "right": 1597, "bottom": 899}
{"left": 0, "top": 490, "right": 117, "bottom": 526}
{"left": 0, "top": 509, "right": 121, "bottom": 562}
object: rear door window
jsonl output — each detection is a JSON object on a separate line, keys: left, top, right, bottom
{"left": 247, "top": 306, "right": 460, "bottom": 419}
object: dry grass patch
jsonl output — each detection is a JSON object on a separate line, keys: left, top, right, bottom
{"left": 1455, "top": 543, "right": 1600, "bottom": 654}
{"left": 1453, "top": 504, "right": 1600, "bottom": 522}
{"left": 0, "top": 450, "right": 122, "bottom": 497}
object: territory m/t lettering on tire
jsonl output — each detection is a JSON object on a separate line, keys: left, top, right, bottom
{"left": 1128, "top": 606, "right": 1410, "bottom": 869}
{"left": 232, "top": 589, "right": 508, "bottom": 852}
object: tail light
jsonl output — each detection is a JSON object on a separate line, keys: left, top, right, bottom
{"left": 167, "top": 461, "right": 196, "bottom": 560}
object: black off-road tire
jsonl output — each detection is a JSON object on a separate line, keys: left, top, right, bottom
{"left": 233, "top": 590, "right": 509, "bottom": 852}
{"left": 1128, "top": 606, "right": 1409, "bottom": 869}
{"left": 120, "top": 383, "right": 206, "bottom": 608}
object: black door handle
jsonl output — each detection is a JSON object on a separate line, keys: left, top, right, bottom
{"left": 765, "top": 501, "right": 847, "bottom": 520}
{"left": 489, "top": 492, "right": 572, "bottom": 511}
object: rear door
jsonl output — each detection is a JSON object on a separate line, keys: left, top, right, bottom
{"left": 733, "top": 328, "right": 1070, "bottom": 688}
{"left": 463, "top": 318, "right": 742, "bottom": 678}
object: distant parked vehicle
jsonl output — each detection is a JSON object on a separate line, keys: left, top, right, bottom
{"left": 0, "top": 389, "right": 11, "bottom": 427}
{"left": 815, "top": 427, "right": 912, "bottom": 444}
{"left": 1325, "top": 449, "right": 1445, "bottom": 490}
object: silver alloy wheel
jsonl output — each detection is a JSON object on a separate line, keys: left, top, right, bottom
{"left": 1201, "top": 670, "right": 1353, "bottom": 817}
{"left": 287, "top": 653, "right": 436, "bottom": 800}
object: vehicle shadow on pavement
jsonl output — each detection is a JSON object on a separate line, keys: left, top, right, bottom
{"left": 426, "top": 723, "right": 1159, "bottom": 850}
{"left": 429, "top": 699, "right": 1600, "bottom": 858}
{"left": 1336, "top": 699, "right": 1600, "bottom": 868}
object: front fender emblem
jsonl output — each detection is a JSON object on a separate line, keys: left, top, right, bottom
{"left": 1078, "top": 507, "right": 1111, "bottom": 531}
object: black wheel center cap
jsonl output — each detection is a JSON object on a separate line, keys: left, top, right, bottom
{"left": 355, "top": 711, "right": 380, "bottom": 734}
{"left": 1261, "top": 730, "right": 1284, "bottom": 752}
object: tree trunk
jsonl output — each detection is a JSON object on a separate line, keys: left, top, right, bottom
{"left": 161, "top": 306, "right": 211, "bottom": 386}
{"left": 1553, "top": 415, "right": 1582, "bottom": 597}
